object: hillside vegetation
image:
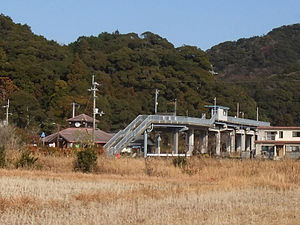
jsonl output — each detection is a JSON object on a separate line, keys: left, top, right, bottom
{"left": 208, "top": 24, "right": 300, "bottom": 79}
{"left": 0, "top": 14, "right": 257, "bottom": 134}
{"left": 1, "top": 15, "right": 300, "bottom": 135}
{"left": 208, "top": 24, "right": 300, "bottom": 125}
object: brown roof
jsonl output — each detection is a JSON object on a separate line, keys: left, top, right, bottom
{"left": 44, "top": 127, "right": 113, "bottom": 144}
{"left": 258, "top": 126, "right": 300, "bottom": 130}
{"left": 67, "top": 114, "right": 99, "bottom": 123}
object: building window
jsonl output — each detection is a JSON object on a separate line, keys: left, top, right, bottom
{"left": 279, "top": 131, "right": 283, "bottom": 138}
{"left": 287, "top": 146, "right": 300, "bottom": 152}
{"left": 265, "top": 131, "right": 277, "bottom": 140}
{"left": 292, "top": 131, "right": 300, "bottom": 137}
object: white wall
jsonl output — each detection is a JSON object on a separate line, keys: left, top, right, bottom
{"left": 258, "top": 129, "right": 300, "bottom": 141}
{"left": 216, "top": 108, "right": 228, "bottom": 121}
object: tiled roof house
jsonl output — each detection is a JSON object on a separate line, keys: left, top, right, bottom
{"left": 43, "top": 114, "right": 114, "bottom": 148}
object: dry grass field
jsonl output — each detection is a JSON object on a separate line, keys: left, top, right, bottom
{"left": 0, "top": 153, "right": 300, "bottom": 224}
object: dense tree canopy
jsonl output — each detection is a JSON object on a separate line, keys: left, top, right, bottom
{"left": 208, "top": 24, "right": 300, "bottom": 125}
{"left": 3, "top": 14, "right": 298, "bottom": 134}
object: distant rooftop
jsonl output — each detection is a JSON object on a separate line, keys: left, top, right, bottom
{"left": 44, "top": 127, "right": 113, "bottom": 144}
{"left": 67, "top": 113, "right": 99, "bottom": 123}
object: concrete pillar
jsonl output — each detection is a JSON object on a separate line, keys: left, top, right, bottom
{"left": 172, "top": 130, "right": 179, "bottom": 154}
{"left": 201, "top": 130, "right": 208, "bottom": 154}
{"left": 246, "top": 135, "right": 251, "bottom": 152}
{"left": 144, "top": 130, "right": 148, "bottom": 158}
{"left": 205, "top": 130, "right": 208, "bottom": 153}
{"left": 241, "top": 131, "right": 245, "bottom": 152}
{"left": 251, "top": 135, "right": 255, "bottom": 152}
{"left": 230, "top": 130, "right": 236, "bottom": 152}
{"left": 256, "top": 143, "right": 261, "bottom": 155}
{"left": 156, "top": 134, "right": 161, "bottom": 155}
{"left": 225, "top": 132, "right": 231, "bottom": 153}
{"left": 274, "top": 145, "right": 277, "bottom": 158}
{"left": 216, "top": 130, "right": 221, "bottom": 155}
{"left": 236, "top": 133, "right": 241, "bottom": 152}
{"left": 187, "top": 128, "right": 194, "bottom": 155}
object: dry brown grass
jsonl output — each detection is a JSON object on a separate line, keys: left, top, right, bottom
{"left": 0, "top": 155, "right": 300, "bottom": 224}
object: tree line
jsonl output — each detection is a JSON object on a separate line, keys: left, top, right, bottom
{"left": 0, "top": 14, "right": 278, "bottom": 136}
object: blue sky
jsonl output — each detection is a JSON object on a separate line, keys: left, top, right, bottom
{"left": 1, "top": 0, "right": 299, "bottom": 50}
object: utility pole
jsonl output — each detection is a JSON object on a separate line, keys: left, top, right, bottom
{"left": 88, "top": 75, "right": 100, "bottom": 145}
{"left": 56, "top": 124, "right": 60, "bottom": 148}
{"left": 3, "top": 99, "right": 10, "bottom": 126}
{"left": 26, "top": 106, "right": 29, "bottom": 127}
{"left": 256, "top": 107, "right": 259, "bottom": 121}
{"left": 174, "top": 98, "right": 177, "bottom": 116}
{"left": 71, "top": 102, "right": 80, "bottom": 118}
{"left": 237, "top": 102, "right": 239, "bottom": 118}
{"left": 214, "top": 97, "right": 217, "bottom": 115}
{"left": 154, "top": 89, "right": 159, "bottom": 114}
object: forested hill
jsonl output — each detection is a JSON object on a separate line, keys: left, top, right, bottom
{"left": 0, "top": 14, "right": 258, "bottom": 133}
{"left": 207, "top": 24, "right": 300, "bottom": 80}
{"left": 207, "top": 24, "right": 300, "bottom": 126}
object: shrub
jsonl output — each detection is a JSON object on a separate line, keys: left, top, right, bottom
{"left": 16, "top": 150, "right": 38, "bottom": 168}
{"left": 172, "top": 156, "right": 187, "bottom": 168}
{"left": 0, "top": 145, "right": 6, "bottom": 168}
{"left": 74, "top": 148, "right": 98, "bottom": 173}
{"left": 0, "top": 125, "right": 21, "bottom": 149}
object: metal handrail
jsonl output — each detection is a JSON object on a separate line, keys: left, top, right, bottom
{"left": 109, "top": 114, "right": 216, "bottom": 155}
{"left": 107, "top": 112, "right": 270, "bottom": 155}
{"left": 104, "top": 115, "right": 147, "bottom": 149}
{"left": 111, "top": 115, "right": 152, "bottom": 153}
{"left": 226, "top": 116, "right": 270, "bottom": 127}
{"left": 103, "top": 129, "right": 123, "bottom": 149}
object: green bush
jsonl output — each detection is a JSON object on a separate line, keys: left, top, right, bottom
{"left": 172, "top": 156, "right": 187, "bottom": 168}
{"left": 74, "top": 148, "right": 98, "bottom": 173}
{"left": 0, "top": 145, "right": 6, "bottom": 168}
{"left": 16, "top": 151, "right": 38, "bottom": 168}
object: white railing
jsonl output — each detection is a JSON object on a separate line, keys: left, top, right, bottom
{"left": 147, "top": 153, "right": 191, "bottom": 157}
{"left": 108, "top": 114, "right": 216, "bottom": 155}
{"left": 104, "top": 115, "right": 147, "bottom": 150}
{"left": 227, "top": 116, "right": 270, "bottom": 127}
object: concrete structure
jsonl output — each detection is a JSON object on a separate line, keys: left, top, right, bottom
{"left": 104, "top": 105, "right": 270, "bottom": 158}
{"left": 205, "top": 105, "right": 266, "bottom": 158}
{"left": 256, "top": 126, "right": 300, "bottom": 159}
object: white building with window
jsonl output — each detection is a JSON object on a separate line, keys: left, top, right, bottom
{"left": 256, "top": 126, "right": 300, "bottom": 159}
